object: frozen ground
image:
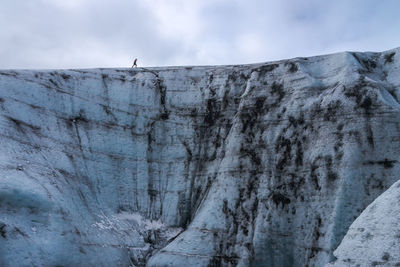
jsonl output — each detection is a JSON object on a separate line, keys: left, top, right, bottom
{"left": 0, "top": 48, "right": 400, "bottom": 266}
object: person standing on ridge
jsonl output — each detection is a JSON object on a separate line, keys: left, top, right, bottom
{"left": 132, "top": 58, "right": 137, "bottom": 68}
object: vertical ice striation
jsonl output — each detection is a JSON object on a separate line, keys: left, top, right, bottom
{"left": 0, "top": 48, "right": 400, "bottom": 266}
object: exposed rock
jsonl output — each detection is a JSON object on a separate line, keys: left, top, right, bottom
{"left": 0, "top": 48, "right": 399, "bottom": 266}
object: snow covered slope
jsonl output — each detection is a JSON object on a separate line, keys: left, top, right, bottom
{"left": 327, "top": 179, "right": 400, "bottom": 266}
{"left": 0, "top": 48, "right": 399, "bottom": 266}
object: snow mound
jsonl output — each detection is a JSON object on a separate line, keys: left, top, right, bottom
{"left": 327, "top": 178, "right": 400, "bottom": 266}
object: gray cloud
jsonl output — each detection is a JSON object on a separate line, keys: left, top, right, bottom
{"left": 0, "top": 0, "right": 183, "bottom": 68}
{"left": 1, "top": 0, "right": 399, "bottom": 69}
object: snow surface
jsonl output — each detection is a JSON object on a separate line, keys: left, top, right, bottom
{"left": 0, "top": 48, "right": 400, "bottom": 266}
{"left": 326, "top": 179, "right": 400, "bottom": 266}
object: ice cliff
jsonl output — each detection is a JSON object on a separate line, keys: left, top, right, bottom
{"left": 0, "top": 48, "right": 400, "bottom": 267}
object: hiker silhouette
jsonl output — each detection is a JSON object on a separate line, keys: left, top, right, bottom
{"left": 132, "top": 58, "right": 137, "bottom": 68}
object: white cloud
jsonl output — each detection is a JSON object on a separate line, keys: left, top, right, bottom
{"left": 40, "top": 0, "right": 85, "bottom": 9}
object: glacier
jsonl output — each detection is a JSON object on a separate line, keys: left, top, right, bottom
{"left": 0, "top": 48, "right": 400, "bottom": 266}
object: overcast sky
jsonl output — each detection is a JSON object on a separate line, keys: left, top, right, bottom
{"left": 1, "top": 0, "right": 400, "bottom": 69}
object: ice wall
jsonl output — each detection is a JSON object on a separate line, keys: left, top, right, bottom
{"left": 0, "top": 48, "right": 399, "bottom": 266}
